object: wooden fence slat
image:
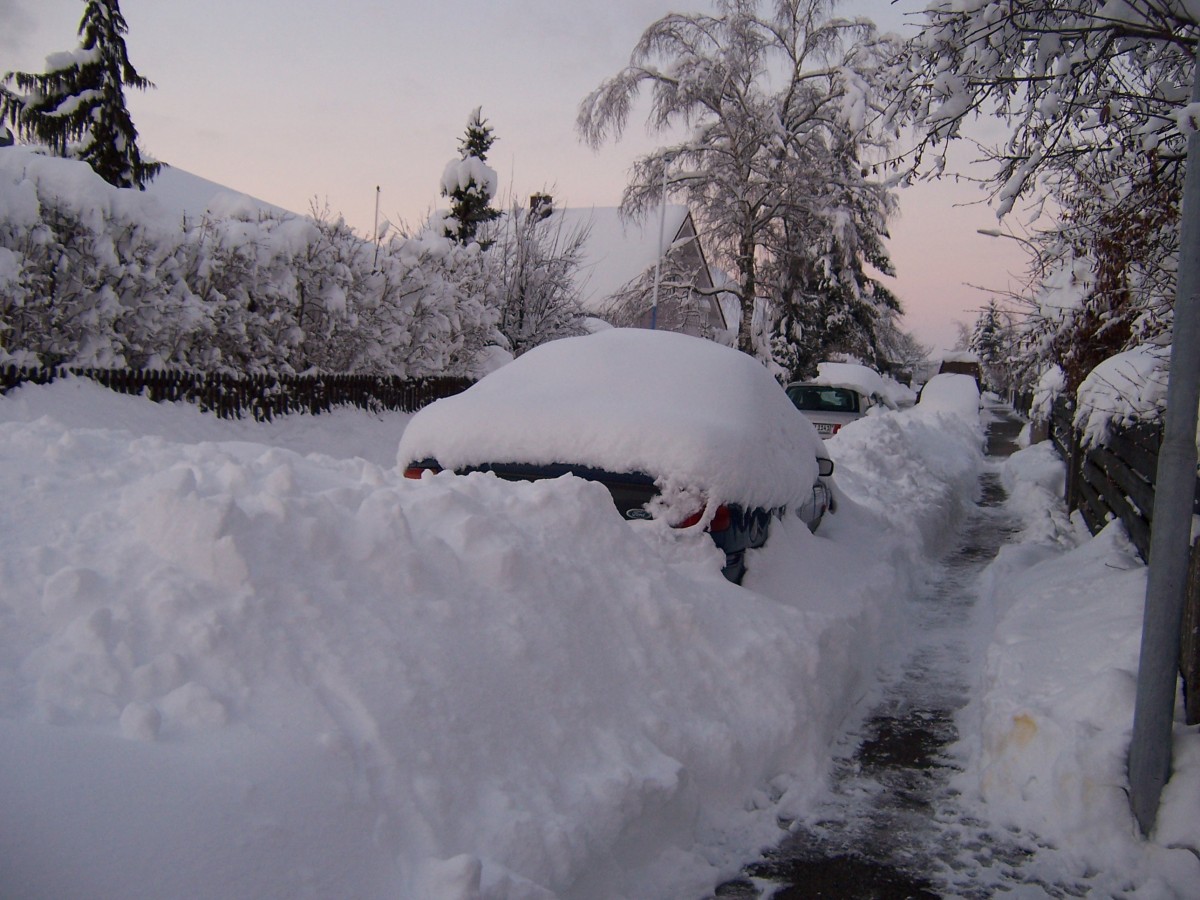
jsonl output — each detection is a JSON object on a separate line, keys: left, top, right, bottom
{"left": 1081, "top": 457, "right": 1153, "bottom": 559}
{"left": 1184, "top": 540, "right": 1200, "bottom": 727}
{"left": 1107, "top": 428, "right": 1162, "bottom": 485}
{"left": 1089, "top": 445, "right": 1157, "bottom": 526}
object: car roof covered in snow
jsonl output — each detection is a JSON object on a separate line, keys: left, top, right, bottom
{"left": 802, "top": 362, "right": 895, "bottom": 407}
{"left": 397, "top": 328, "right": 824, "bottom": 511}
{"left": 918, "top": 373, "right": 981, "bottom": 419}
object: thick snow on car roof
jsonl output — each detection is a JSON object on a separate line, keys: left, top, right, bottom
{"left": 809, "top": 362, "right": 892, "bottom": 403}
{"left": 398, "top": 329, "right": 823, "bottom": 511}
{"left": 918, "top": 373, "right": 981, "bottom": 419}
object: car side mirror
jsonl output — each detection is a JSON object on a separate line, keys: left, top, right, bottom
{"left": 817, "top": 457, "right": 834, "bottom": 477}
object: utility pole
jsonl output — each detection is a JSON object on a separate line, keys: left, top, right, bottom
{"left": 373, "top": 186, "right": 382, "bottom": 267}
{"left": 1128, "top": 44, "right": 1200, "bottom": 835}
{"left": 651, "top": 156, "right": 671, "bottom": 331}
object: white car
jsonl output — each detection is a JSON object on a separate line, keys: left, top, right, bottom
{"left": 399, "top": 329, "right": 834, "bottom": 583}
{"left": 785, "top": 362, "right": 896, "bottom": 438}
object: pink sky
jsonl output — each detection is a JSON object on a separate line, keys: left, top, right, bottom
{"left": 3, "top": 0, "right": 1029, "bottom": 354}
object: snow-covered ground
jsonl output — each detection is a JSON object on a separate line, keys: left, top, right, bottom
{"left": 0, "top": 379, "right": 1196, "bottom": 898}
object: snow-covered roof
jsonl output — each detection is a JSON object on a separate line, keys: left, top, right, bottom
{"left": 940, "top": 350, "right": 981, "bottom": 364}
{"left": 0, "top": 146, "right": 293, "bottom": 225}
{"left": 142, "top": 162, "right": 293, "bottom": 222}
{"left": 544, "top": 205, "right": 694, "bottom": 310}
{"left": 398, "top": 328, "right": 824, "bottom": 513}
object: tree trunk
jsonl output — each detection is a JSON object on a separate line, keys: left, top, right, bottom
{"left": 736, "top": 232, "right": 757, "bottom": 356}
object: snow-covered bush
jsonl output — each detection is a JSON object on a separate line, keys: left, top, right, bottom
{"left": 0, "top": 149, "right": 503, "bottom": 377}
{"left": 1073, "top": 344, "right": 1169, "bottom": 447}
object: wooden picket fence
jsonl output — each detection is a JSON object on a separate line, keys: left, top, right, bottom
{"left": 0, "top": 364, "right": 472, "bottom": 420}
{"left": 1048, "top": 398, "right": 1200, "bottom": 723}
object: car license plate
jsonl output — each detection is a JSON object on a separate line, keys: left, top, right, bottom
{"left": 815, "top": 423, "right": 836, "bottom": 437}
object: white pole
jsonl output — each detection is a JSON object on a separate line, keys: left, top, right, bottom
{"left": 373, "top": 186, "right": 381, "bottom": 266}
{"left": 651, "top": 160, "right": 669, "bottom": 330}
{"left": 1128, "top": 43, "right": 1200, "bottom": 835}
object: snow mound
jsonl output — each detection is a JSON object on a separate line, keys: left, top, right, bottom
{"left": 399, "top": 328, "right": 825, "bottom": 514}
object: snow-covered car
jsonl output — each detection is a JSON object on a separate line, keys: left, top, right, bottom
{"left": 398, "top": 328, "right": 834, "bottom": 583}
{"left": 917, "top": 372, "right": 982, "bottom": 417}
{"left": 785, "top": 361, "right": 897, "bottom": 438}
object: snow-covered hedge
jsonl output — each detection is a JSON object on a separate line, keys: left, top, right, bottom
{"left": 0, "top": 149, "right": 502, "bottom": 376}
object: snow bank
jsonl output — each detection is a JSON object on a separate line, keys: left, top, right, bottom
{"left": 0, "top": 376, "right": 988, "bottom": 899}
{"left": 825, "top": 379, "right": 986, "bottom": 557}
{"left": 959, "top": 443, "right": 1200, "bottom": 893}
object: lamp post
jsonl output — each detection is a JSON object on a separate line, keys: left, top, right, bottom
{"left": 651, "top": 156, "right": 672, "bottom": 330}
{"left": 1128, "top": 43, "right": 1200, "bottom": 835}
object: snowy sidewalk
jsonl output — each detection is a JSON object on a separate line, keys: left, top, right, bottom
{"left": 715, "top": 404, "right": 1059, "bottom": 897}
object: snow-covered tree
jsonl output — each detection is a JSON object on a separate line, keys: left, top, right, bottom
{"left": 873, "top": 311, "right": 931, "bottom": 375}
{"left": 887, "top": 1, "right": 1198, "bottom": 386}
{"left": 482, "top": 195, "right": 589, "bottom": 357}
{"left": 970, "top": 298, "right": 1015, "bottom": 391}
{"left": 578, "top": 0, "right": 901, "bottom": 370}
{"left": 440, "top": 108, "right": 501, "bottom": 246}
{"left": 1, "top": 0, "right": 160, "bottom": 189}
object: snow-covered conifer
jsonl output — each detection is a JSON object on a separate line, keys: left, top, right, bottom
{"left": 440, "top": 108, "right": 501, "bottom": 245}
{"left": 1, "top": 0, "right": 160, "bottom": 189}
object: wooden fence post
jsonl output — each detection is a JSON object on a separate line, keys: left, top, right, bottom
{"left": 1184, "top": 538, "right": 1200, "bottom": 727}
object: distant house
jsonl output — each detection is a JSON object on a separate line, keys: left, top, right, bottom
{"left": 542, "top": 204, "right": 730, "bottom": 340}
{"left": 938, "top": 351, "right": 983, "bottom": 388}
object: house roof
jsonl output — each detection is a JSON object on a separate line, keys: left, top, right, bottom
{"left": 142, "top": 163, "right": 291, "bottom": 222}
{"left": 543, "top": 205, "right": 693, "bottom": 312}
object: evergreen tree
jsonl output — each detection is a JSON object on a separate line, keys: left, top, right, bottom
{"left": 1, "top": 0, "right": 160, "bottom": 189}
{"left": 440, "top": 108, "right": 501, "bottom": 245}
{"left": 970, "top": 299, "right": 1011, "bottom": 392}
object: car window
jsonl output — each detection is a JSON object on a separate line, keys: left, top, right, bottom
{"left": 786, "top": 385, "right": 861, "bottom": 414}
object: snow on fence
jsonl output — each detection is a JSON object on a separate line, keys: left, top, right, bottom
{"left": 1049, "top": 397, "right": 1200, "bottom": 724}
{"left": 0, "top": 365, "right": 473, "bottom": 421}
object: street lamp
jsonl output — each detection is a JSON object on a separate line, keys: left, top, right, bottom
{"left": 651, "top": 155, "right": 674, "bottom": 330}
{"left": 976, "top": 227, "right": 1039, "bottom": 254}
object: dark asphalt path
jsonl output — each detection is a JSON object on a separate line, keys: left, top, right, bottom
{"left": 712, "top": 403, "right": 1055, "bottom": 899}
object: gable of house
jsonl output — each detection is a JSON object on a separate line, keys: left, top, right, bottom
{"left": 543, "top": 205, "right": 728, "bottom": 338}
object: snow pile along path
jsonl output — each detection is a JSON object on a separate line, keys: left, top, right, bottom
{"left": 957, "top": 441, "right": 1200, "bottom": 893}
{"left": 1, "top": 377, "right": 987, "bottom": 899}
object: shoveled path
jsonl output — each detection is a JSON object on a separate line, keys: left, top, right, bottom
{"left": 712, "top": 403, "right": 1073, "bottom": 899}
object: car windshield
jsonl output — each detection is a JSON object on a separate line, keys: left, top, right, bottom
{"left": 786, "top": 385, "right": 861, "bottom": 414}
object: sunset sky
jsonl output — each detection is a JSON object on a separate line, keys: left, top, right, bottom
{"left": 2, "top": 0, "right": 1030, "bottom": 353}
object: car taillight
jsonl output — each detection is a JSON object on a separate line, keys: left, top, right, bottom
{"left": 403, "top": 463, "right": 442, "bottom": 479}
{"left": 674, "top": 504, "right": 732, "bottom": 532}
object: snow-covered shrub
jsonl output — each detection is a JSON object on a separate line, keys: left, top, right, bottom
{"left": 0, "top": 149, "right": 503, "bottom": 377}
{"left": 1073, "top": 344, "right": 1169, "bottom": 447}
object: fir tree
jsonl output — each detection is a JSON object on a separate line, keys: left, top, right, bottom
{"left": 971, "top": 299, "right": 1010, "bottom": 392}
{"left": 440, "top": 108, "right": 501, "bottom": 245}
{"left": 1, "top": 0, "right": 160, "bottom": 189}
